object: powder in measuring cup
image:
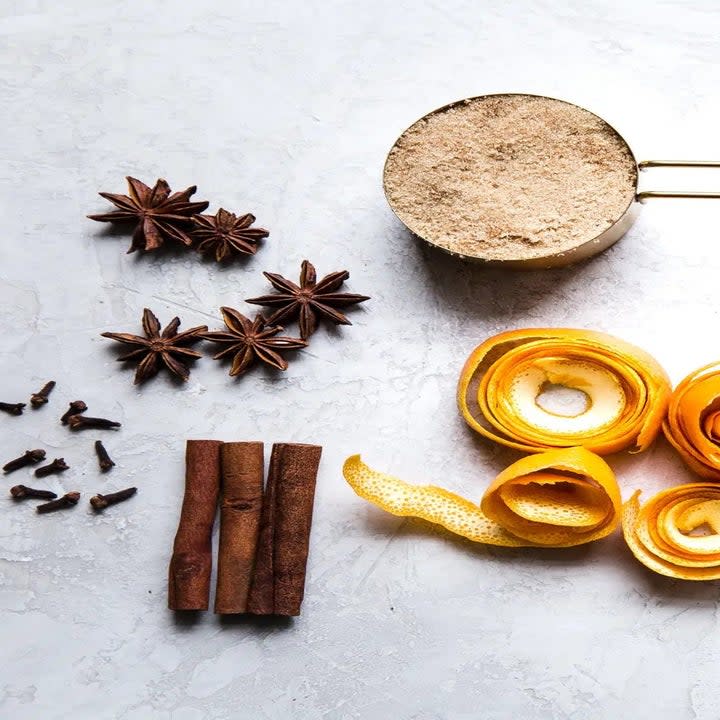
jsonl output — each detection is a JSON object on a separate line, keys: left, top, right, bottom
{"left": 383, "top": 94, "right": 637, "bottom": 261}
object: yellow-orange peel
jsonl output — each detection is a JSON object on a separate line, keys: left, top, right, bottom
{"left": 622, "top": 484, "right": 720, "bottom": 580}
{"left": 663, "top": 362, "right": 720, "bottom": 480}
{"left": 343, "top": 447, "right": 621, "bottom": 548}
{"left": 457, "top": 328, "right": 671, "bottom": 455}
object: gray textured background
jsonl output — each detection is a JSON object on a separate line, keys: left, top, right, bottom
{"left": 2, "top": 1, "right": 720, "bottom": 718}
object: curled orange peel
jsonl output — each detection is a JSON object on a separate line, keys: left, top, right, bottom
{"left": 663, "top": 362, "right": 720, "bottom": 480}
{"left": 622, "top": 484, "right": 720, "bottom": 580}
{"left": 343, "top": 447, "right": 621, "bottom": 548}
{"left": 457, "top": 328, "right": 671, "bottom": 455}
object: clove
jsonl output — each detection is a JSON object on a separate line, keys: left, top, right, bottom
{"left": 3, "top": 449, "right": 47, "bottom": 474}
{"left": 90, "top": 486, "right": 137, "bottom": 510}
{"left": 11, "top": 485, "right": 58, "bottom": 500}
{"left": 36, "top": 492, "right": 80, "bottom": 514}
{"left": 30, "top": 381, "right": 56, "bottom": 408}
{"left": 0, "top": 402, "right": 26, "bottom": 416}
{"left": 94, "top": 440, "right": 115, "bottom": 472}
{"left": 68, "top": 415, "right": 121, "bottom": 431}
{"left": 60, "top": 400, "right": 88, "bottom": 424}
{"left": 35, "top": 458, "right": 69, "bottom": 478}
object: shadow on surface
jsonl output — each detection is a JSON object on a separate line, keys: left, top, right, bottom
{"left": 170, "top": 609, "right": 295, "bottom": 631}
{"left": 360, "top": 510, "right": 593, "bottom": 567}
{"left": 628, "top": 569, "right": 720, "bottom": 603}
{"left": 170, "top": 610, "right": 204, "bottom": 630}
{"left": 615, "top": 539, "right": 720, "bottom": 604}
{"left": 406, "top": 225, "right": 608, "bottom": 321}
{"left": 218, "top": 614, "right": 294, "bottom": 630}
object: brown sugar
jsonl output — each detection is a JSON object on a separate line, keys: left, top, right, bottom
{"left": 383, "top": 94, "right": 637, "bottom": 261}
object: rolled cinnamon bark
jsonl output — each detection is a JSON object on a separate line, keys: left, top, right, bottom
{"left": 245, "top": 446, "right": 279, "bottom": 615}
{"left": 247, "top": 442, "right": 322, "bottom": 616}
{"left": 214, "top": 442, "right": 264, "bottom": 614}
{"left": 168, "top": 440, "right": 222, "bottom": 611}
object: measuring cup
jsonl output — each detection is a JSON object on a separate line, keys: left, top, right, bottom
{"left": 383, "top": 93, "right": 720, "bottom": 269}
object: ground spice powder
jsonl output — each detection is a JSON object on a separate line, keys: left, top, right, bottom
{"left": 383, "top": 94, "right": 637, "bottom": 261}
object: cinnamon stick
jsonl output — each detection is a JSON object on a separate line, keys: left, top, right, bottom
{"left": 168, "top": 440, "right": 222, "bottom": 611}
{"left": 245, "top": 447, "right": 278, "bottom": 615}
{"left": 214, "top": 442, "right": 264, "bottom": 614}
{"left": 247, "top": 442, "right": 322, "bottom": 616}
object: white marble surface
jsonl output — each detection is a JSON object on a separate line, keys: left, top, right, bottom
{"left": 3, "top": 1, "right": 720, "bottom": 718}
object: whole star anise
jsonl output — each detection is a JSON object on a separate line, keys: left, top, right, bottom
{"left": 101, "top": 308, "right": 208, "bottom": 384}
{"left": 246, "top": 260, "right": 370, "bottom": 339}
{"left": 202, "top": 308, "right": 306, "bottom": 377}
{"left": 88, "top": 176, "right": 209, "bottom": 253}
{"left": 192, "top": 209, "right": 269, "bottom": 262}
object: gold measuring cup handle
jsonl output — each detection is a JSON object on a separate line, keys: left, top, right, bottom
{"left": 637, "top": 161, "right": 720, "bottom": 201}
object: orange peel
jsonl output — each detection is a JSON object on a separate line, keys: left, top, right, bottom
{"left": 457, "top": 328, "right": 671, "bottom": 455}
{"left": 343, "top": 447, "right": 621, "bottom": 548}
{"left": 622, "top": 484, "right": 720, "bottom": 580}
{"left": 663, "top": 362, "right": 720, "bottom": 480}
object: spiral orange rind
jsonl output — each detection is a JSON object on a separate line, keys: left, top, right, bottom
{"left": 343, "top": 447, "right": 621, "bottom": 548}
{"left": 457, "top": 328, "right": 671, "bottom": 455}
{"left": 622, "top": 484, "right": 720, "bottom": 580}
{"left": 663, "top": 362, "right": 720, "bottom": 480}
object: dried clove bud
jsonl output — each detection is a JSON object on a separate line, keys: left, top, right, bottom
{"left": 90, "top": 486, "right": 137, "bottom": 510}
{"left": 11, "top": 485, "right": 58, "bottom": 500}
{"left": 36, "top": 492, "right": 80, "bottom": 514}
{"left": 94, "top": 440, "right": 115, "bottom": 472}
{"left": 30, "top": 381, "right": 56, "bottom": 408}
{"left": 0, "top": 402, "right": 26, "bottom": 416}
{"left": 68, "top": 415, "right": 121, "bottom": 431}
{"left": 3, "top": 449, "right": 47, "bottom": 474}
{"left": 35, "top": 458, "right": 69, "bottom": 478}
{"left": 60, "top": 400, "right": 88, "bottom": 424}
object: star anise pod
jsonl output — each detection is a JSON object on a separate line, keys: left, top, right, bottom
{"left": 101, "top": 308, "right": 208, "bottom": 384}
{"left": 202, "top": 308, "right": 306, "bottom": 377}
{"left": 246, "top": 260, "right": 370, "bottom": 340}
{"left": 192, "top": 209, "right": 269, "bottom": 262}
{"left": 88, "top": 176, "right": 209, "bottom": 253}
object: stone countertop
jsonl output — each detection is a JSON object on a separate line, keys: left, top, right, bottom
{"left": 2, "top": 1, "right": 720, "bottom": 718}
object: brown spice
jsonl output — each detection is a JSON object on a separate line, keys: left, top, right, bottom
{"left": 68, "top": 415, "right": 120, "bottom": 430}
{"left": 202, "top": 308, "right": 306, "bottom": 377}
{"left": 3, "top": 449, "right": 46, "bottom": 473}
{"left": 30, "top": 381, "right": 56, "bottom": 408}
{"left": 247, "top": 443, "right": 322, "bottom": 616}
{"left": 383, "top": 94, "right": 637, "bottom": 261}
{"left": 11, "top": 485, "right": 57, "bottom": 500}
{"left": 34, "top": 458, "right": 69, "bottom": 478}
{"left": 60, "top": 400, "right": 88, "bottom": 424}
{"left": 192, "top": 209, "right": 269, "bottom": 262}
{"left": 87, "top": 177, "right": 209, "bottom": 253}
{"left": 246, "top": 260, "right": 370, "bottom": 340}
{"left": 101, "top": 308, "right": 207, "bottom": 384}
{"left": 0, "top": 402, "right": 25, "bottom": 416}
{"left": 37, "top": 492, "right": 80, "bottom": 514}
{"left": 90, "top": 487, "right": 137, "bottom": 510}
{"left": 168, "top": 440, "right": 222, "bottom": 611}
{"left": 94, "top": 440, "right": 115, "bottom": 472}
{"left": 214, "top": 442, "right": 264, "bottom": 614}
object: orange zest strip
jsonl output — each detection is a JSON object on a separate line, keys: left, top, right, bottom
{"left": 457, "top": 328, "right": 671, "bottom": 455}
{"left": 622, "top": 484, "right": 720, "bottom": 580}
{"left": 663, "top": 361, "right": 720, "bottom": 480}
{"left": 343, "top": 447, "right": 621, "bottom": 548}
